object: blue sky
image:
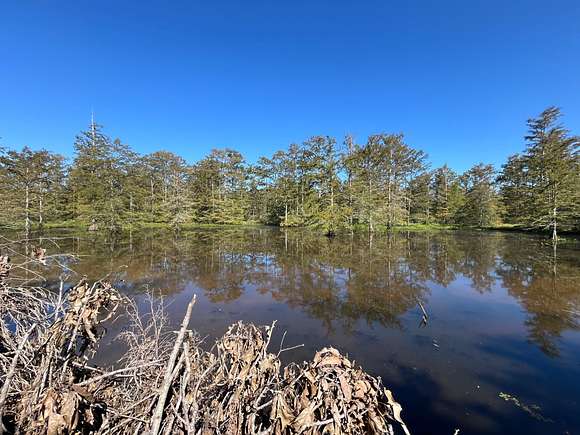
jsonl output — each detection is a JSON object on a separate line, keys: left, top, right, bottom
{"left": 1, "top": 0, "right": 579, "bottom": 172}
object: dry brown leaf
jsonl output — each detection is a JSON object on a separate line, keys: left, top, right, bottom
{"left": 46, "top": 413, "right": 66, "bottom": 435}
{"left": 61, "top": 391, "right": 80, "bottom": 430}
{"left": 271, "top": 393, "right": 295, "bottom": 431}
{"left": 292, "top": 401, "right": 318, "bottom": 433}
{"left": 338, "top": 373, "right": 352, "bottom": 402}
{"left": 353, "top": 380, "right": 369, "bottom": 399}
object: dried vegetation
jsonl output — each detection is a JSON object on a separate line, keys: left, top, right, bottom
{"left": 0, "top": 239, "right": 410, "bottom": 434}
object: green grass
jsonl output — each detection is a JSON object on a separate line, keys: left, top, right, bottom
{"left": 350, "top": 223, "right": 457, "bottom": 233}
{"left": 391, "top": 223, "right": 458, "bottom": 231}
{"left": 3, "top": 219, "right": 577, "bottom": 238}
{"left": 125, "top": 221, "right": 265, "bottom": 231}
{"left": 41, "top": 220, "right": 87, "bottom": 229}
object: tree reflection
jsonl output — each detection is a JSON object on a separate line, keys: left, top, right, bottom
{"left": 27, "top": 227, "right": 580, "bottom": 356}
{"left": 496, "top": 237, "right": 580, "bottom": 357}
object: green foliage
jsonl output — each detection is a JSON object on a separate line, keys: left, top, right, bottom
{"left": 343, "top": 133, "right": 427, "bottom": 230}
{"left": 190, "top": 149, "right": 249, "bottom": 224}
{"left": 0, "top": 146, "right": 66, "bottom": 231}
{"left": 68, "top": 122, "right": 135, "bottom": 231}
{"left": 457, "top": 163, "right": 498, "bottom": 228}
{"left": 1, "top": 107, "right": 578, "bottom": 235}
{"left": 431, "top": 165, "right": 464, "bottom": 224}
{"left": 498, "top": 107, "right": 579, "bottom": 238}
{"left": 408, "top": 172, "right": 432, "bottom": 224}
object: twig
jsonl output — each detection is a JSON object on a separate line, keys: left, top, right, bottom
{"left": 0, "top": 324, "right": 36, "bottom": 435}
{"left": 278, "top": 344, "right": 305, "bottom": 355}
{"left": 417, "top": 299, "right": 428, "bottom": 326}
{"left": 149, "top": 294, "right": 196, "bottom": 435}
{"left": 75, "top": 360, "right": 163, "bottom": 387}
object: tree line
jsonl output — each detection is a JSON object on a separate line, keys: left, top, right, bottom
{"left": 1, "top": 106, "right": 578, "bottom": 237}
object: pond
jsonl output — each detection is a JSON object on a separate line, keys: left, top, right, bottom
{"left": 7, "top": 227, "right": 580, "bottom": 435}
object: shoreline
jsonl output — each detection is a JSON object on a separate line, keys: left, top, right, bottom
{"left": 2, "top": 220, "right": 579, "bottom": 238}
{"left": 2, "top": 221, "right": 579, "bottom": 238}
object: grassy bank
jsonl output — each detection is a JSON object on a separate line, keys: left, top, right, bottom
{"left": 2, "top": 219, "right": 577, "bottom": 238}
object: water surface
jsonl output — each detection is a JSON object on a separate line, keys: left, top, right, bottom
{"left": 7, "top": 227, "right": 580, "bottom": 435}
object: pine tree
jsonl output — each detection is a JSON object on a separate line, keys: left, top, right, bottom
{"left": 305, "top": 136, "right": 347, "bottom": 235}
{"left": 522, "top": 107, "right": 579, "bottom": 239}
{"left": 190, "top": 149, "right": 248, "bottom": 225}
{"left": 498, "top": 154, "right": 532, "bottom": 224}
{"left": 0, "top": 146, "right": 65, "bottom": 232}
{"left": 2, "top": 110, "right": 576, "bottom": 234}
{"left": 408, "top": 172, "right": 432, "bottom": 224}
{"left": 459, "top": 163, "right": 498, "bottom": 228}
{"left": 373, "top": 134, "right": 427, "bottom": 228}
{"left": 68, "top": 120, "right": 135, "bottom": 230}
{"left": 431, "top": 165, "right": 463, "bottom": 224}
{"left": 142, "top": 151, "right": 189, "bottom": 224}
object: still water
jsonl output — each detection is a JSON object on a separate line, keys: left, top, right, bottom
{"left": 14, "top": 227, "right": 580, "bottom": 434}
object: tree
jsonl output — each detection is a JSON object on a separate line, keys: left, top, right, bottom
{"left": 35, "top": 151, "right": 67, "bottom": 227}
{"left": 370, "top": 134, "right": 427, "bottom": 229}
{"left": 431, "top": 165, "right": 464, "bottom": 224}
{"left": 0, "top": 146, "right": 65, "bottom": 233}
{"left": 459, "top": 163, "right": 498, "bottom": 228}
{"left": 498, "top": 154, "right": 532, "bottom": 224}
{"left": 1, "top": 109, "right": 576, "bottom": 234}
{"left": 122, "top": 154, "right": 154, "bottom": 226}
{"left": 68, "top": 120, "right": 135, "bottom": 230}
{"left": 345, "top": 137, "right": 383, "bottom": 232}
{"left": 377, "top": 134, "right": 427, "bottom": 228}
{"left": 408, "top": 172, "right": 432, "bottom": 224}
{"left": 190, "top": 149, "right": 248, "bottom": 225}
{"left": 342, "top": 134, "right": 427, "bottom": 231}
{"left": 522, "top": 107, "right": 579, "bottom": 239}
{"left": 342, "top": 135, "right": 357, "bottom": 230}
{"left": 305, "top": 136, "right": 347, "bottom": 235}
{"left": 142, "top": 151, "right": 189, "bottom": 225}
{"left": 213, "top": 149, "right": 249, "bottom": 224}
{"left": 256, "top": 149, "right": 299, "bottom": 226}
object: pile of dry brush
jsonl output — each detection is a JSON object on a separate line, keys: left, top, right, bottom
{"left": 0, "top": 249, "right": 411, "bottom": 435}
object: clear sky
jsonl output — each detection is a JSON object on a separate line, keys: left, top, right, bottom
{"left": 1, "top": 0, "right": 579, "bottom": 172}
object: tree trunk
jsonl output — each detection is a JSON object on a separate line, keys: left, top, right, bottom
{"left": 109, "top": 180, "right": 114, "bottom": 214}
{"left": 150, "top": 177, "right": 154, "bottom": 214}
{"left": 39, "top": 193, "right": 43, "bottom": 228}
{"left": 330, "top": 183, "right": 334, "bottom": 209}
{"left": 443, "top": 173, "right": 448, "bottom": 223}
{"left": 387, "top": 181, "right": 392, "bottom": 228}
{"left": 348, "top": 172, "right": 353, "bottom": 230}
{"left": 368, "top": 178, "right": 374, "bottom": 233}
{"left": 129, "top": 194, "right": 134, "bottom": 226}
{"left": 552, "top": 206, "right": 557, "bottom": 241}
{"left": 25, "top": 183, "right": 30, "bottom": 235}
{"left": 300, "top": 177, "right": 304, "bottom": 216}
{"left": 210, "top": 180, "right": 215, "bottom": 220}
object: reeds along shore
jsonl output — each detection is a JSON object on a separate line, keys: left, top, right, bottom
{"left": 0, "top": 250, "right": 411, "bottom": 435}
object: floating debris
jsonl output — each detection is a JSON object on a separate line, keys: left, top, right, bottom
{"left": 417, "top": 299, "right": 428, "bottom": 327}
{"left": 499, "top": 392, "right": 553, "bottom": 423}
